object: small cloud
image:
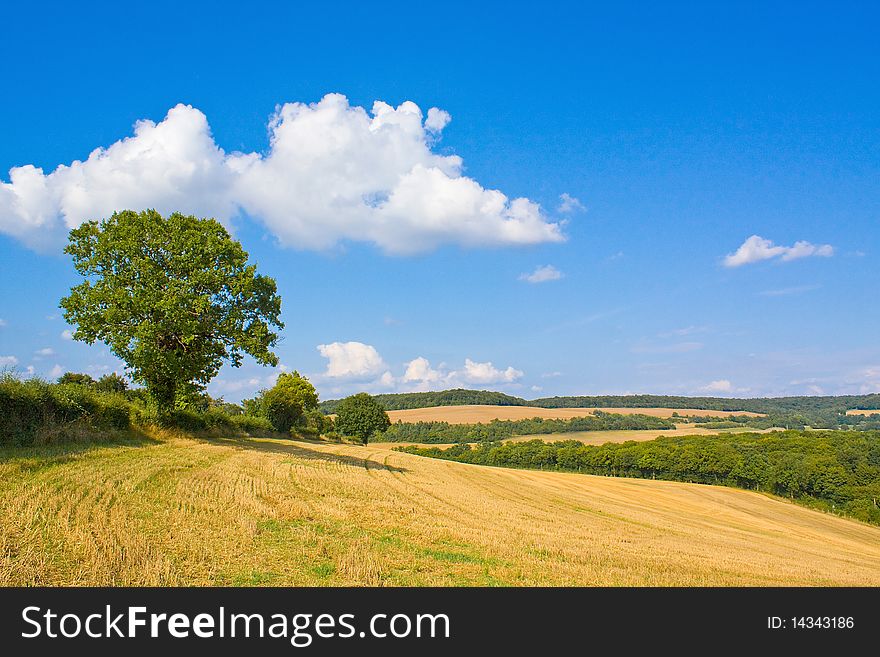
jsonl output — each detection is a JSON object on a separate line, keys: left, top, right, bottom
{"left": 424, "top": 107, "right": 451, "bottom": 133}
{"left": 0, "top": 355, "right": 19, "bottom": 367}
{"left": 317, "top": 341, "right": 386, "bottom": 380}
{"left": 723, "top": 235, "right": 834, "bottom": 268}
{"left": 541, "top": 371, "right": 563, "bottom": 378}
{"left": 383, "top": 316, "right": 401, "bottom": 326}
{"left": 34, "top": 347, "right": 54, "bottom": 357}
{"left": 519, "top": 264, "right": 563, "bottom": 284}
{"left": 702, "top": 379, "right": 733, "bottom": 393}
{"left": 403, "top": 357, "right": 444, "bottom": 386}
{"left": 46, "top": 314, "right": 59, "bottom": 321}
{"left": 759, "top": 284, "right": 820, "bottom": 297}
{"left": 530, "top": 385, "right": 543, "bottom": 392}
{"left": 61, "top": 329, "right": 74, "bottom": 340}
{"left": 48, "top": 364, "right": 65, "bottom": 379}
{"left": 0, "top": 319, "right": 7, "bottom": 327}
{"left": 557, "top": 193, "right": 585, "bottom": 214}
{"left": 376, "top": 371, "right": 396, "bottom": 388}
{"left": 461, "top": 358, "right": 523, "bottom": 384}
{"left": 606, "top": 251, "right": 624, "bottom": 262}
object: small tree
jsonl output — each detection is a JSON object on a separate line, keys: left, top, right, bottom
{"left": 264, "top": 372, "right": 319, "bottom": 433}
{"left": 95, "top": 373, "right": 128, "bottom": 393}
{"left": 250, "top": 371, "right": 320, "bottom": 433}
{"left": 57, "top": 372, "right": 95, "bottom": 386}
{"left": 60, "top": 210, "right": 283, "bottom": 414}
{"left": 334, "top": 392, "right": 390, "bottom": 445}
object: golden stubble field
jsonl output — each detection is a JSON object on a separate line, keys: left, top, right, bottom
{"left": 384, "top": 405, "right": 763, "bottom": 423}
{"left": 2, "top": 431, "right": 879, "bottom": 587}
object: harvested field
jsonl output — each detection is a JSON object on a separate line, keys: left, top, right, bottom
{"left": 1, "top": 430, "right": 878, "bottom": 586}
{"left": 384, "top": 405, "right": 763, "bottom": 424}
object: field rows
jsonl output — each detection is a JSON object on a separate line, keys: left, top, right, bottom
{"left": 2, "top": 432, "right": 879, "bottom": 586}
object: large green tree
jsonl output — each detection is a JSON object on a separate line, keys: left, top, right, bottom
{"left": 334, "top": 392, "right": 390, "bottom": 445}
{"left": 60, "top": 209, "right": 283, "bottom": 413}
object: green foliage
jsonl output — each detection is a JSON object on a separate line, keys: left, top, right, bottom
{"left": 94, "top": 373, "right": 128, "bottom": 393}
{"left": 321, "top": 388, "right": 880, "bottom": 431}
{"left": 244, "top": 371, "right": 319, "bottom": 433}
{"left": 57, "top": 372, "right": 96, "bottom": 386}
{"left": 400, "top": 430, "right": 880, "bottom": 526}
{"left": 334, "top": 393, "right": 391, "bottom": 444}
{"left": 380, "top": 412, "right": 675, "bottom": 443}
{"left": 0, "top": 374, "right": 131, "bottom": 445}
{"left": 319, "top": 388, "right": 527, "bottom": 413}
{"left": 60, "top": 209, "right": 284, "bottom": 414}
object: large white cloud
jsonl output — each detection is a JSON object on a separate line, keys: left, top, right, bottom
{"left": 0, "top": 94, "right": 565, "bottom": 253}
{"left": 724, "top": 235, "right": 834, "bottom": 268}
{"left": 317, "top": 341, "right": 387, "bottom": 380}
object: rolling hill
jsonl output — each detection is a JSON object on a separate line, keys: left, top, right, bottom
{"left": 3, "top": 431, "right": 879, "bottom": 586}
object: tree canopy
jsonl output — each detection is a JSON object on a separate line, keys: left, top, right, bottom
{"left": 245, "top": 371, "right": 320, "bottom": 433}
{"left": 334, "top": 393, "right": 390, "bottom": 444}
{"left": 60, "top": 210, "right": 283, "bottom": 413}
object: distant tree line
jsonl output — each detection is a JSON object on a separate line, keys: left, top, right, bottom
{"left": 319, "top": 389, "right": 880, "bottom": 431}
{"left": 399, "top": 431, "right": 880, "bottom": 526}
{"left": 380, "top": 412, "right": 675, "bottom": 443}
{"left": 319, "top": 388, "right": 526, "bottom": 413}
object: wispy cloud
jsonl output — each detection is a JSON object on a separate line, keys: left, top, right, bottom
{"left": 759, "top": 284, "right": 820, "bottom": 297}
{"left": 631, "top": 341, "right": 704, "bottom": 354}
{"left": 519, "top": 264, "right": 563, "bottom": 284}
{"left": 658, "top": 325, "right": 709, "bottom": 338}
{"left": 557, "top": 192, "right": 585, "bottom": 214}
{"left": 724, "top": 235, "right": 834, "bottom": 268}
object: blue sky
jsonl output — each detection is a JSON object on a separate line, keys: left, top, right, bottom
{"left": 1, "top": 1, "right": 878, "bottom": 401}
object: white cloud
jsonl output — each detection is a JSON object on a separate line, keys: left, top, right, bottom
{"left": 1, "top": 95, "right": 565, "bottom": 254}
{"left": 35, "top": 347, "right": 54, "bottom": 357}
{"left": 723, "top": 235, "right": 834, "bottom": 268}
{"left": 702, "top": 379, "right": 733, "bottom": 393}
{"left": 460, "top": 358, "right": 523, "bottom": 384}
{"left": 541, "top": 371, "right": 563, "bottom": 378}
{"left": 403, "top": 356, "right": 444, "bottom": 386}
{"left": 48, "top": 364, "right": 65, "bottom": 379}
{"left": 0, "top": 355, "right": 18, "bottom": 367}
{"left": 61, "top": 329, "right": 73, "bottom": 340}
{"left": 530, "top": 385, "right": 543, "bottom": 392}
{"left": 519, "top": 264, "right": 563, "bottom": 284}
{"left": 317, "top": 341, "right": 387, "bottom": 379}
{"left": 557, "top": 192, "right": 585, "bottom": 213}
{"left": 0, "top": 318, "right": 6, "bottom": 327}
{"left": 424, "top": 107, "right": 451, "bottom": 133}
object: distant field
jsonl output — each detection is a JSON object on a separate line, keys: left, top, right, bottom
{"left": 371, "top": 425, "right": 780, "bottom": 449}
{"left": 502, "top": 425, "right": 778, "bottom": 446}
{"left": 3, "top": 431, "right": 878, "bottom": 586}
{"left": 846, "top": 409, "right": 880, "bottom": 416}
{"left": 385, "top": 404, "right": 763, "bottom": 424}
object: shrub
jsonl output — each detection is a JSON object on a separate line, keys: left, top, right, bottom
{"left": 0, "top": 376, "right": 132, "bottom": 445}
